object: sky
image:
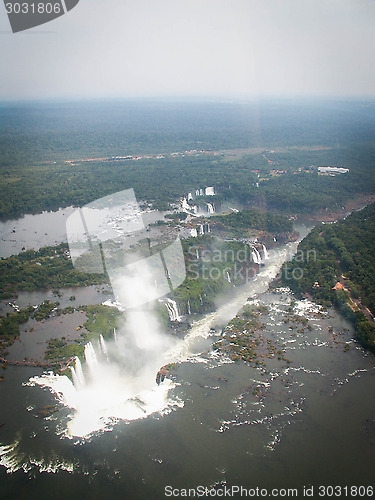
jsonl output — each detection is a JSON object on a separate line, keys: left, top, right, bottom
{"left": 1, "top": 0, "right": 375, "bottom": 101}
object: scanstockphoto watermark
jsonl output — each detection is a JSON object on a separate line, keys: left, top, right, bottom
{"left": 3, "top": 0, "right": 79, "bottom": 33}
{"left": 187, "top": 245, "right": 317, "bottom": 283}
{"left": 165, "top": 485, "right": 375, "bottom": 497}
{"left": 164, "top": 485, "right": 301, "bottom": 497}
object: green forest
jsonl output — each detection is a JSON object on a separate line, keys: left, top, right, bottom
{"left": 0, "top": 243, "right": 106, "bottom": 299}
{"left": 281, "top": 203, "right": 375, "bottom": 352}
{"left": 212, "top": 207, "right": 293, "bottom": 234}
{"left": 1, "top": 100, "right": 375, "bottom": 220}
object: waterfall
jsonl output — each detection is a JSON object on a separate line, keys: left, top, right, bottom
{"left": 196, "top": 248, "right": 199, "bottom": 259}
{"left": 70, "top": 357, "right": 85, "bottom": 388}
{"left": 226, "top": 271, "right": 231, "bottom": 283}
{"left": 206, "top": 203, "right": 215, "bottom": 214}
{"left": 181, "top": 198, "right": 190, "bottom": 211}
{"left": 164, "top": 298, "right": 182, "bottom": 322}
{"left": 100, "top": 334, "right": 109, "bottom": 359}
{"left": 199, "top": 225, "right": 204, "bottom": 235}
{"left": 262, "top": 244, "right": 269, "bottom": 260}
{"left": 113, "top": 328, "right": 117, "bottom": 343}
{"left": 251, "top": 247, "right": 262, "bottom": 265}
{"left": 187, "top": 300, "right": 191, "bottom": 315}
{"left": 84, "top": 342, "right": 98, "bottom": 374}
{"left": 190, "top": 228, "right": 198, "bottom": 237}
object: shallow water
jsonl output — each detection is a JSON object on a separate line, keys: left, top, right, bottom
{"left": 0, "top": 207, "right": 166, "bottom": 259}
{"left": 0, "top": 284, "right": 113, "bottom": 316}
{"left": 0, "top": 208, "right": 75, "bottom": 258}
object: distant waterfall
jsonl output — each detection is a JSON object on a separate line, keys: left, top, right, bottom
{"left": 262, "top": 244, "right": 269, "bottom": 260}
{"left": 197, "top": 223, "right": 210, "bottom": 235}
{"left": 206, "top": 203, "right": 215, "bottom": 214}
{"left": 187, "top": 300, "right": 191, "bottom": 315}
{"left": 181, "top": 198, "right": 190, "bottom": 211}
{"left": 100, "top": 334, "right": 109, "bottom": 359}
{"left": 226, "top": 271, "right": 231, "bottom": 283}
{"left": 190, "top": 228, "right": 198, "bottom": 237}
{"left": 163, "top": 298, "right": 182, "bottom": 322}
{"left": 251, "top": 247, "right": 262, "bottom": 265}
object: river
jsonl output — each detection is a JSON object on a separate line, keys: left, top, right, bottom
{"left": 0, "top": 229, "right": 374, "bottom": 499}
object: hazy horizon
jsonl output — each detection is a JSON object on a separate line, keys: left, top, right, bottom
{"left": 1, "top": 0, "right": 375, "bottom": 101}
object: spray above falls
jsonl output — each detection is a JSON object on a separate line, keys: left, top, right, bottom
{"left": 32, "top": 189, "right": 188, "bottom": 438}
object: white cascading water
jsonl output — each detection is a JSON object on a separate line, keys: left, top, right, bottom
{"left": 206, "top": 203, "right": 215, "bottom": 214}
{"left": 190, "top": 228, "right": 198, "bottom": 237}
{"left": 262, "top": 244, "right": 269, "bottom": 260}
{"left": 99, "top": 334, "right": 109, "bottom": 359}
{"left": 226, "top": 271, "right": 232, "bottom": 283}
{"left": 187, "top": 300, "right": 191, "bottom": 315}
{"left": 181, "top": 198, "right": 190, "bottom": 211}
{"left": 162, "top": 298, "right": 182, "bottom": 322}
{"left": 251, "top": 246, "right": 262, "bottom": 265}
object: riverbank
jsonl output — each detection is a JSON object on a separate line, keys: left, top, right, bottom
{"left": 299, "top": 193, "right": 375, "bottom": 223}
{"left": 280, "top": 203, "right": 375, "bottom": 353}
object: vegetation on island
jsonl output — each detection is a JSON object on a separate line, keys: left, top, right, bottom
{"left": 0, "top": 301, "right": 122, "bottom": 369}
{"left": 45, "top": 305, "right": 123, "bottom": 363}
{"left": 171, "top": 236, "right": 266, "bottom": 315}
{"left": 213, "top": 303, "right": 290, "bottom": 365}
{"left": 0, "top": 243, "right": 107, "bottom": 299}
{"left": 0, "top": 300, "right": 60, "bottom": 354}
{"left": 281, "top": 203, "right": 375, "bottom": 352}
